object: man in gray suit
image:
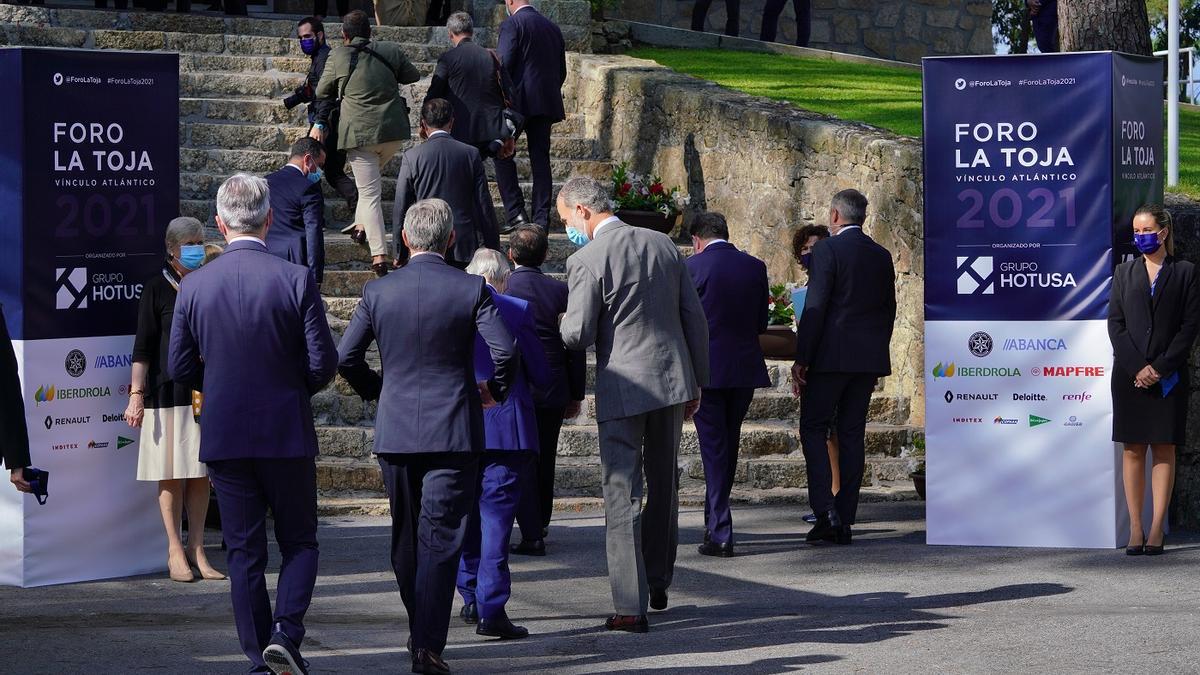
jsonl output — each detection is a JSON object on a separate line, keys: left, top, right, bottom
{"left": 392, "top": 98, "right": 501, "bottom": 269}
{"left": 559, "top": 177, "right": 709, "bottom": 633}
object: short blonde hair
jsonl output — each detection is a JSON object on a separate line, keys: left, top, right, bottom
{"left": 465, "top": 248, "right": 511, "bottom": 288}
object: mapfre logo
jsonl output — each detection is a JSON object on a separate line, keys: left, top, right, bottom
{"left": 1032, "top": 366, "right": 1105, "bottom": 377}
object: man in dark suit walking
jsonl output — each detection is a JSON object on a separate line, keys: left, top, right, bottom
{"left": 497, "top": 0, "right": 566, "bottom": 229}
{"left": 506, "top": 225, "right": 586, "bottom": 555}
{"left": 792, "top": 189, "right": 895, "bottom": 546}
{"left": 1, "top": 305, "right": 32, "bottom": 494}
{"left": 169, "top": 174, "right": 339, "bottom": 675}
{"left": 265, "top": 137, "right": 327, "bottom": 286}
{"left": 684, "top": 213, "right": 771, "bottom": 558}
{"left": 393, "top": 99, "right": 501, "bottom": 269}
{"left": 338, "top": 198, "right": 517, "bottom": 675}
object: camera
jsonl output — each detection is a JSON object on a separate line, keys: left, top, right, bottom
{"left": 23, "top": 467, "right": 49, "bottom": 505}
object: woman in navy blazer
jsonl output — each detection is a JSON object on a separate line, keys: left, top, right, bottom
{"left": 1108, "top": 205, "right": 1200, "bottom": 555}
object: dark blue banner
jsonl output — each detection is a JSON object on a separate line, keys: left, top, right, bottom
{"left": 0, "top": 48, "right": 179, "bottom": 340}
{"left": 923, "top": 53, "right": 1127, "bottom": 322}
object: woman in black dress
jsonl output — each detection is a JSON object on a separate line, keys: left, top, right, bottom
{"left": 1108, "top": 205, "right": 1200, "bottom": 556}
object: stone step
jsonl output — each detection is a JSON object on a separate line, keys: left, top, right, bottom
{"left": 314, "top": 421, "right": 916, "bottom": 464}
{"left": 320, "top": 268, "right": 570, "bottom": 297}
{"left": 177, "top": 52, "right": 311, "bottom": 74}
{"left": 314, "top": 452, "right": 916, "bottom": 496}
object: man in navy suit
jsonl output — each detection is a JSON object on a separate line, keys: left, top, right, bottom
{"left": 338, "top": 198, "right": 517, "bottom": 675}
{"left": 793, "top": 189, "right": 896, "bottom": 546}
{"left": 505, "top": 226, "right": 585, "bottom": 554}
{"left": 496, "top": 0, "right": 566, "bottom": 228}
{"left": 1, "top": 304, "right": 32, "bottom": 494}
{"left": 169, "top": 174, "right": 338, "bottom": 675}
{"left": 685, "top": 213, "right": 770, "bottom": 558}
{"left": 456, "top": 248, "right": 550, "bottom": 640}
{"left": 265, "top": 137, "right": 327, "bottom": 286}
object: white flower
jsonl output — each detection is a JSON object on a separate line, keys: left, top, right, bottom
{"left": 768, "top": 302, "right": 776, "bottom": 310}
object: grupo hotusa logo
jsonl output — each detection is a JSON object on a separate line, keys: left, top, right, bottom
{"left": 1029, "top": 415, "right": 1052, "bottom": 428}
{"left": 1030, "top": 366, "right": 1105, "bottom": 377}
{"left": 1064, "top": 415, "right": 1084, "bottom": 428}
{"left": 956, "top": 256, "right": 1078, "bottom": 297}
{"left": 65, "top": 349, "right": 87, "bottom": 377}
{"left": 55, "top": 268, "right": 143, "bottom": 311}
{"left": 1003, "top": 338, "right": 1067, "bottom": 351}
{"left": 967, "top": 331, "right": 993, "bottom": 357}
{"left": 932, "top": 362, "right": 1020, "bottom": 378}
{"left": 34, "top": 385, "right": 56, "bottom": 406}
{"left": 993, "top": 416, "right": 1019, "bottom": 426}
{"left": 943, "top": 390, "right": 999, "bottom": 404}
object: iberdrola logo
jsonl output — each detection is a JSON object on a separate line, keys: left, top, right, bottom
{"left": 34, "top": 385, "right": 56, "bottom": 406}
{"left": 932, "top": 362, "right": 956, "bottom": 378}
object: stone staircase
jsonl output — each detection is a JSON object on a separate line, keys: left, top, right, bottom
{"left": 2, "top": 6, "right": 921, "bottom": 510}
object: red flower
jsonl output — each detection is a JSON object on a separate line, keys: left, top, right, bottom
{"left": 650, "top": 183, "right": 664, "bottom": 195}
{"left": 619, "top": 182, "right": 632, "bottom": 196}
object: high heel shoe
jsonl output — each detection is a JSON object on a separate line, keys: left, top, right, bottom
{"left": 186, "top": 550, "right": 228, "bottom": 580}
{"left": 1125, "top": 537, "right": 1145, "bottom": 556}
{"left": 169, "top": 554, "right": 196, "bottom": 583}
{"left": 1144, "top": 534, "right": 1166, "bottom": 556}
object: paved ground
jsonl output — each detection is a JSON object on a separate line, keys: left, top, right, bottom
{"left": 3, "top": 501, "right": 1199, "bottom": 674}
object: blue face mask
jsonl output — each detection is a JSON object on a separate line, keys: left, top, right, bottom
{"left": 566, "top": 225, "right": 589, "bottom": 247}
{"left": 307, "top": 167, "right": 324, "bottom": 184}
{"left": 300, "top": 37, "right": 318, "bottom": 55}
{"left": 1134, "top": 231, "right": 1162, "bottom": 254}
{"left": 799, "top": 252, "right": 812, "bottom": 269}
{"left": 179, "top": 244, "right": 205, "bottom": 271}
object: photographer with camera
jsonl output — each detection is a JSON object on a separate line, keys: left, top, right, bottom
{"left": 1, "top": 305, "right": 32, "bottom": 495}
{"left": 286, "top": 17, "right": 358, "bottom": 223}
{"left": 425, "top": 12, "right": 525, "bottom": 233}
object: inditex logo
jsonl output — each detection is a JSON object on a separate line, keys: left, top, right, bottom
{"left": 957, "top": 257, "right": 994, "bottom": 295}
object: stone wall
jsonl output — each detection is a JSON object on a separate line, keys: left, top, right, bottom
{"left": 564, "top": 53, "right": 925, "bottom": 424}
{"left": 603, "top": 0, "right": 992, "bottom": 64}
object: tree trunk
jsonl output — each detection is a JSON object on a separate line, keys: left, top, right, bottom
{"left": 1058, "top": 0, "right": 1153, "bottom": 54}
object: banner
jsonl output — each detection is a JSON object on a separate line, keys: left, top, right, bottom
{"left": 0, "top": 48, "right": 179, "bottom": 586}
{"left": 922, "top": 52, "right": 1163, "bottom": 548}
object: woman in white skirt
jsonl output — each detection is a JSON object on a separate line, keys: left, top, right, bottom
{"left": 124, "top": 217, "right": 225, "bottom": 583}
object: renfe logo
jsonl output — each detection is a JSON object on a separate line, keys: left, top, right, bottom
{"left": 1062, "top": 392, "right": 1093, "bottom": 402}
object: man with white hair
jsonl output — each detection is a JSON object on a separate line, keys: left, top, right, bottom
{"left": 455, "top": 248, "right": 550, "bottom": 641}
{"left": 338, "top": 198, "right": 518, "bottom": 675}
{"left": 169, "top": 173, "right": 339, "bottom": 675}
{"left": 558, "top": 176, "right": 710, "bottom": 633}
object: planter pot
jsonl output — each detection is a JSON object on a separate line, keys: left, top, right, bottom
{"left": 910, "top": 471, "right": 926, "bottom": 501}
{"left": 758, "top": 325, "right": 796, "bottom": 359}
{"left": 617, "top": 209, "right": 677, "bottom": 234}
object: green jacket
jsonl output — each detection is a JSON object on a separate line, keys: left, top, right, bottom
{"left": 315, "top": 37, "right": 421, "bottom": 150}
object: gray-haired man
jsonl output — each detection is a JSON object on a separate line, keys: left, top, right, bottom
{"left": 338, "top": 198, "right": 518, "bottom": 674}
{"left": 558, "top": 177, "right": 710, "bottom": 632}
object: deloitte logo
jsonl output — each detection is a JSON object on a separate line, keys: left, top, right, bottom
{"left": 1029, "top": 415, "right": 1051, "bottom": 427}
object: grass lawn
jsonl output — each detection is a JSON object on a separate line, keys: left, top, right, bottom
{"left": 629, "top": 47, "right": 1200, "bottom": 199}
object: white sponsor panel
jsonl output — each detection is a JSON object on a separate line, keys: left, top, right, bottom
{"left": 0, "top": 336, "right": 164, "bottom": 587}
{"left": 925, "top": 320, "right": 1120, "bottom": 548}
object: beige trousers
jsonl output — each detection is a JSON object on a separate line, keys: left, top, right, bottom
{"left": 346, "top": 140, "right": 404, "bottom": 258}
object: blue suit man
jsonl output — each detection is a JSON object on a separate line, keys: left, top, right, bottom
{"left": 169, "top": 174, "right": 338, "bottom": 675}
{"left": 684, "top": 213, "right": 770, "bottom": 557}
{"left": 456, "top": 251, "right": 551, "bottom": 639}
{"left": 505, "top": 226, "right": 586, "bottom": 553}
{"left": 495, "top": 0, "right": 566, "bottom": 227}
{"left": 337, "top": 199, "right": 517, "bottom": 675}
{"left": 265, "top": 138, "right": 326, "bottom": 286}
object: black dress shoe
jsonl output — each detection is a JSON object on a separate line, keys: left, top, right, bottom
{"left": 460, "top": 601, "right": 478, "bottom": 624}
{"left": 806, "top": 510, "right": 844, "bottom": 545}
{"left": 649, "top": 587, "right": 668, "bottom": 611}
{"left": 476, "top": 613, "right": 529, "bottom": 639}
{"left": 501, "top": 214, "right": 529, "bottom": 235}
{"left": 412, "top": 648, "right": 450, "bottom": 675}
{"left": 604, "top": 614, "right": 649, "bottom": 633}
{"left": 262, "top": 630, "right": 308, "bottom": 675}
{"left": 698, "top": 540, "right": 735, "bottom": 558}
{"left": 511, "top": 539, "right": 545, "bottom": 556}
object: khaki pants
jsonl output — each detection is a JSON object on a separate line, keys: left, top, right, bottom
{"left": 346, "top": 140, "right": 404, "bottom": 258}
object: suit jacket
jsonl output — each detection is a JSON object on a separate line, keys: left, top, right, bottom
{"left": 284, "top": 42, "right": 335, "bottom": 123}
{"left": 426, "top": 38, "right": 509, "bottom": 146}
{"left": 496, "top": 6, "right": 566, "bottom": 121}
{"left": 337, "top": 254, "right": 518, "bottom": 454}
{"left": 0, "top": 305, "right": 30, "bottom": 470}
{"left": 685, "top": 241, "right": 771, "bottom": 390}
{"left": 392, "top": 133, "right": 501, "bottom": 265}
{"left": 1108, "top": 255, "right": 1200, "bottom": 378}
{"left": 313, "top": 37, "right": 421, "bottom": 149}
{"left": 265, "top": 165, "right": 326, "bottom": 285}
{"left": 794, "top": 226, "right": 896, "bottom": 375}
{"left": 168, "top": 239, "right": 338, "bottom": 462}
{"left": 505, "top": 265, "right": 586, "bottom": 408}
{"left": 561, "top": 220, "right": 710, "bottom": 422}
{"left": 474, "top": 289, "right": 552, "bottom": 452}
